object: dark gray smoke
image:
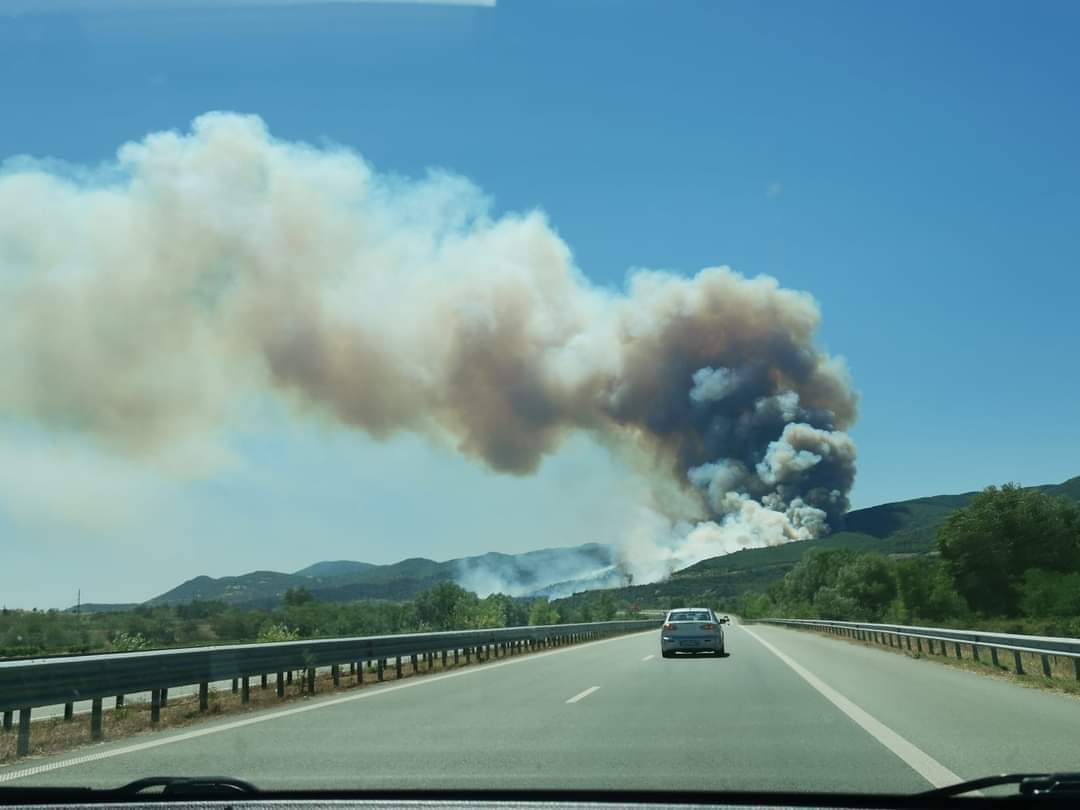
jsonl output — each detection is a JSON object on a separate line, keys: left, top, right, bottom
{"left": 0, "top": 113, "right": 857, "bottom": 581}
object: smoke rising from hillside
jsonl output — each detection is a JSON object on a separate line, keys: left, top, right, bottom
{"left": 0, "top": 113, "right": 857, "bottom": 585}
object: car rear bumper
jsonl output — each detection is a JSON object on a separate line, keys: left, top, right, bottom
{"left": 660, "top": 634, "right": 723, "bottom": 652}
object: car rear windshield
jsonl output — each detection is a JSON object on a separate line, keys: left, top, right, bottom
{"left": 670, "top": 611, "right": 711, "bottom": 622}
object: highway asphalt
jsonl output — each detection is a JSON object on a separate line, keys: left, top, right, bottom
{"left": 4, "top": 622, "right": 1080, "bottom": 794}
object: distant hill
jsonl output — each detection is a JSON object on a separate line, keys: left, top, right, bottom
{"left": 293, "top": 560, "right": 379, "bottom": 578}
{"left": 553, "top": 475, "right": 1080, "bottom": 610}
{"left": 142, "top": 543, "right": 616, "bottom": 609}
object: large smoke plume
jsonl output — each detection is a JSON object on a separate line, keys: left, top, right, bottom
{"left": 0, "top": 113, "right": 857, "bottom": 585}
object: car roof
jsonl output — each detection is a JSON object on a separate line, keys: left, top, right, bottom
{"left": 667, "top": 607, "right": 712, "bottom": 615}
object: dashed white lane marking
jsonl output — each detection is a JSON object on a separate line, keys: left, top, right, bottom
{"left": 0, "top": 630, "right": 653, "bottom": 784}
{"left": 742, "top": 626, "right": 962, "bottom": 789}
{"left": 565, "top": 686, "right": 601, "bottom": 704}
{"left": 642, "top": 654, "right": 656, "bottom": 661}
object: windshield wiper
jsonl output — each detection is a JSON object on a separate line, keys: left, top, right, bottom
{"left": 113, "top": 776, "right": 260, "bottom": 798}
{"left": 920, "top": 772, "right": 1080, "bottom": 798}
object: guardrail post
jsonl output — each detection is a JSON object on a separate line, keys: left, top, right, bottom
{"left": 972, "top": 645, "right": 981, "bottom": 662}
{"left": 442, "top": 650, "right": 448, "bottom": 668}
{"left": 377, "top": 659, "right": 385, "bottom": 681}
{"left": 16, "top": 708, "right": 30, "bottom": 757}
{"left": 1073, "top": 658, "right": 1080, "bottom": 681}
{"left": 905, "top": 636, "right": 912, "bottom": 651}
{"left": 151, "top": 689, "right": 161, "bottom": 724}
{"left": 91, "top": 698, "right": 103, "bottom": 740}
{"left": 1013, "top": 650, "right": 1024, "bottom": 674}
{"left": 231, "top": 678, "right": 239, "bottom": 694}
{"left": 307, "top": 668, "right": 316, "bottom": 693}
{"left": 160, "top": 688, "right": 168, "bottom": 707}
{"left": 261, "top": 674, "right": 268, "bottom": 690}
{"left": 410, "top": 654, "right": 418, "bottom": 674}
{"left": 915, "top": 637, "right": 923, "bottom": 653}
{"left": 200, "top": 681, "right": 210, "bottom": 710}
{"left": 1041, "top": 654, "right": 1052, "bottom": 678}
{"left": 242, "top": 676, "right": 251, "bottom": 704}
{"left": 116, "top": 694, "right": 125, "bottom": 708}
{"left": 286, "top": 671, "right": 293, "bottom": 684}
{"left": 275, "top": 673, "right": 284, "bottom": 697}
{"left": 2, "top": 710, "right": 12, "bottom": 732}
{"left": 332, "top": 664, "right": 340, "bottom": 687}
{"left": 990, "top": 647, "right": 999, "bottom": 667}
{"left": 396, "top": 657, "right": 403, "bottom": 678}
{"left": 64, "top": 702, "right": 74, "bottom": 721}
{"left": 356, "top": 662, "right": 363, "bottom": 684}
{"left": 350, "top": 662, "right": 356, "bottom": 676}
{"left": 954, "top": 642, "right": 962, "bottom": 659}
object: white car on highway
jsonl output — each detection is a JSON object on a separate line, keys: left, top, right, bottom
{"left": 660, "top": 608, "right": 728, "bottom": 657}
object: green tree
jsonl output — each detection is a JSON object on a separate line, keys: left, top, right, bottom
{"left": 528, "top": 599, "right": 559, "bottom": 626}
{"left": 414, "top": 582, "right": 471, "bottom": 631}
{"left": 1019, "top": 570, "right": 1080, "bottom": 617}
{"left": 284, "top": 587, "right": 315, "bottom": 606}
{"left": 938, "top": 484, "right": 1080, "bottom": 614}
{"left": 832, "top": 554, "right": 897, "bottom": 621}
{"left": 891, "top": 557, "right": 968, "bottom": 623}
{"left": 784, "top": 549, "right": 855, "bottom": 607}
{"left": 596, "top": 592, "right": 617, "bottom": 621}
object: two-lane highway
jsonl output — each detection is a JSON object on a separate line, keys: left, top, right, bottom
{"left": 4, "top": 622, "right": 1080, "bottom": 793}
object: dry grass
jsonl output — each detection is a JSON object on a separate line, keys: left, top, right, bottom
{"left": 0, "top": 642, "right": 537, "bottom": 766}
{"left": 796, "top": 626, "right": 1080, "bottom": 697}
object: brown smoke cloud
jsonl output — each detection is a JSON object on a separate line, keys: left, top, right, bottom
{"left": 0, "top": 113, "right": 857, "bottom": 575}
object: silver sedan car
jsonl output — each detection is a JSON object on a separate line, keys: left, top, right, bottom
{"left": 660, "top": 608, "right": 728, "bottom": 657}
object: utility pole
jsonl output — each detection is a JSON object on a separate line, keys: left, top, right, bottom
{"left": 76, "top": 589, "right": 81, "bottom": 617}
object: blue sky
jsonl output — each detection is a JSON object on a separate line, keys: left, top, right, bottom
{"left": 2, "top": 0, "right": 1079, "bottom": 608}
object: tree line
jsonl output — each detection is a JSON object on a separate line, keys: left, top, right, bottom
{"left": 0, "top": 582, "right": 616, "bottom": 659}
{"left": 736, "top": 483, "right": 1080, "bottom": 635}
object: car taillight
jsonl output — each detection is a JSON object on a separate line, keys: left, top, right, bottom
{"left": 701, "top": 623, "right": 716, "bottom": 630}
{"left": 663, "top": 624, "right": 677, "bottom": 631}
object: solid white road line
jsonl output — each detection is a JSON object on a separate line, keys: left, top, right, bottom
{"left": 0, "top": 631, "right": 652, "bottom": 785}
{"left": 642, "top": 654, "right": 656, "bottom": 661}
{"left": 565, "top": 686, "right": 601, "bottom": 704}
{"left": 742, "top": 626, "right": 962, "bottom": 789}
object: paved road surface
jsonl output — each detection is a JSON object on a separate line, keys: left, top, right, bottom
{"left": 5, "top": 622, "right": 1080, "bottom": 793}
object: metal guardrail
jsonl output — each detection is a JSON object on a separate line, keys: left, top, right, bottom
{"left": 0, "top": 619, "right": 658, "bottom": 757}
{"left": 760, "top": 618, "right": 1080, "bottom": 680}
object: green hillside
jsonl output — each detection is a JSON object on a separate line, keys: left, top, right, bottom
{"left": 554, "top": 476, "right": 1080, "bottom": 612}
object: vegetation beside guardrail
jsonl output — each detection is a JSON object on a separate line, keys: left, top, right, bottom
{"left": 0, "top": 582, "right": 633, "bottom": 660}
{"left": 0, "top": 618, "right": 657, "bottom": 762}
{"left": 732, "top": 485, "right": 1080, "bottom": 638}
{"left": 761, "top": 618, "right": 1080, "bottom": 691}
